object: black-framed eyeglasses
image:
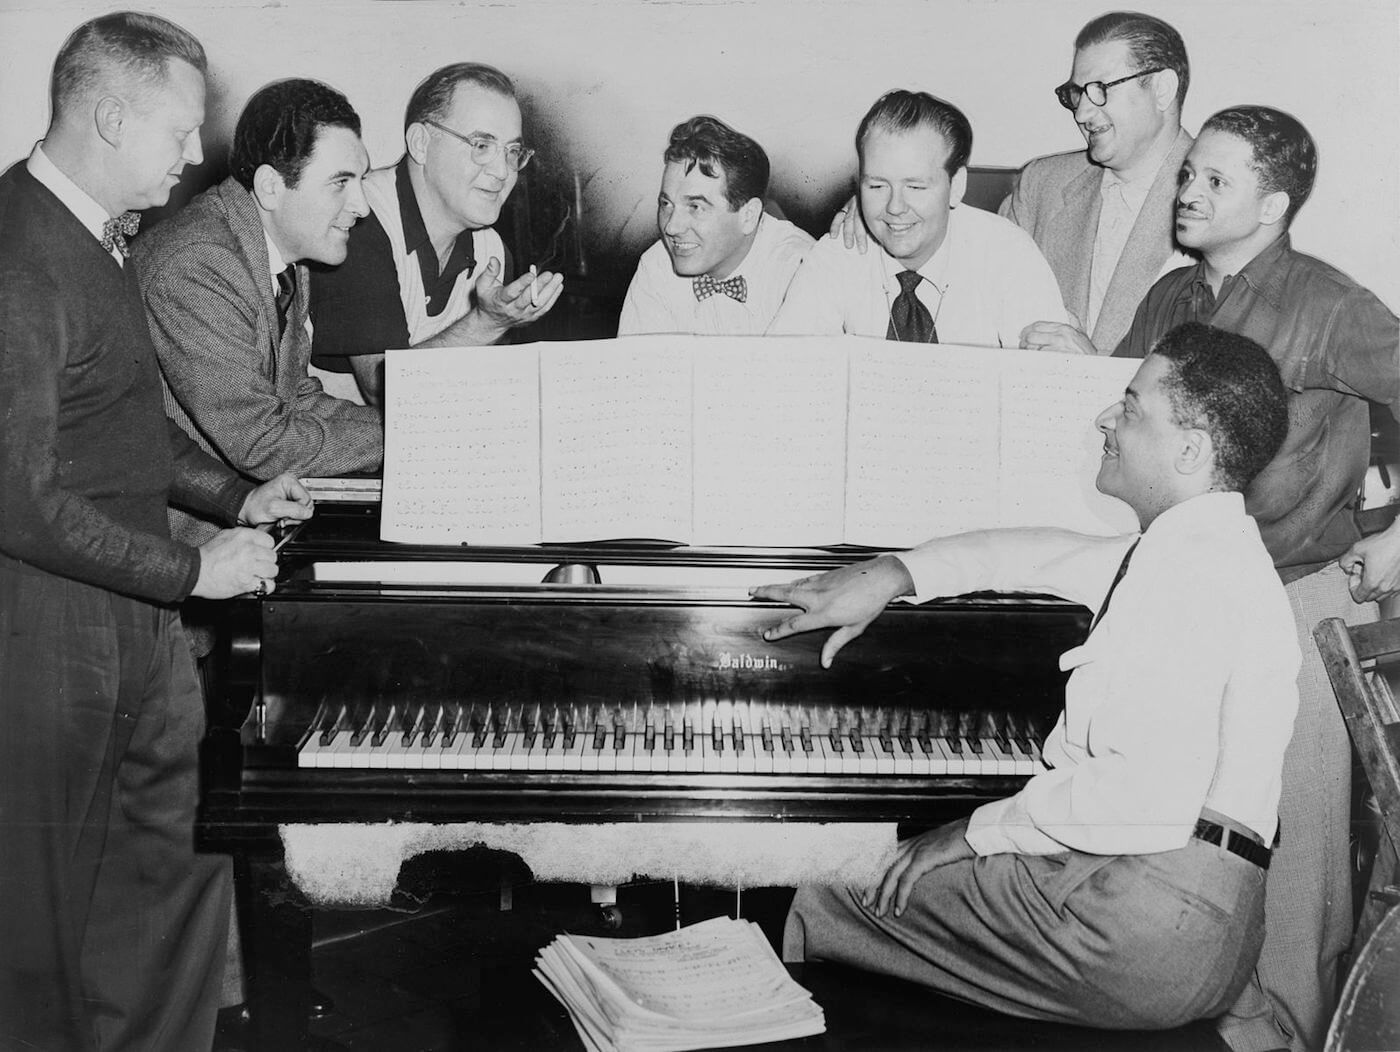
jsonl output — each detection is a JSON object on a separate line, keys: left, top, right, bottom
{"left": 1054, "top": 68, "right": 1165, "bottom": 110}
{"left": 424, "top": 119, "right": 535, "bottom": 171}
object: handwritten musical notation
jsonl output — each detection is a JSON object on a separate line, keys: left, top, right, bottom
{"left": 380, "top": 336, "right": 1141, "bottom": 547}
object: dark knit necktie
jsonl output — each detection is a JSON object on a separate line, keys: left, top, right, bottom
{"left": 274, "top": 265, "right": 297, "bottom": 337}
{"left": 100, "top": 211, "right": 140, "bottom": 258}
{"left": 887, "top": 269, "right": 937, "bottom": 343}
{"left": 1089, "top": 540, "right": 1139, "bottom": 634}
{"left": 693, "top": 273, "right": 748, "bottom": 303}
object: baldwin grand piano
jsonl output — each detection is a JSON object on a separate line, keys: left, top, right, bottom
{"left": 199, "top": 499, "right": 1090, "bottom": 1049}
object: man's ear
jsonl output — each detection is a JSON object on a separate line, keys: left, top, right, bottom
{"left": 1259, "top": 190, "right": 1290, "bottom": 228}
{"left": 1177, "top": 427, "right": 1214, "bottom": 478}
{"left": 949, "top": 166, "right": 967, "bottom": 209}
{"left": 738, "top": 196, "right": 763, "bottom": 235}
{"left": 95, "top": 96, "right": 124, "bottom": 148}
{"left": 1152, "top": 69, "right": 1180, "bottom": 113}
{"left": 405, "top": 122, "right": 431, "bottom": 166}
{"left": 251, "top": 163, "right": 286, "bottom": 212}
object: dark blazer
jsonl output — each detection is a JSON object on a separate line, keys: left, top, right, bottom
{"left": 134, "top": 177, "right": 383, "bottom": 544}
{"left": 999, "top": 128, "right": 1194, "bottom": 354}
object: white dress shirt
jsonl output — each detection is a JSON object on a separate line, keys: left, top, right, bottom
{"left": 897, "top": 491, "right": 1300, "bottom": 856}
{"left": 768, "top": 204, "right": 1067, "bottom": 347}
{"left": 618, "top": 214, "right": 813, "bottom": 336}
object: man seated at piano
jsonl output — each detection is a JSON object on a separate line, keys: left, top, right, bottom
{"left": 756, "top": 321, "right": 1300, "bottom": 1031}
{"left": 767, "top": 89, "right": 1065, "bottom": 347}
{"left": 309, "top": 62, "right": 563, "bottom": 406}
{"left": 617, "top": 114, "right": 813, "bottom": 335}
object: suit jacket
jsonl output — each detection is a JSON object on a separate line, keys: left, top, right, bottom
{"left": 0, "top": 161, "right": 251, "bottom": 601}
{"left": 999, "top": 129, "right": 1193, "bottom": 353}
{"left": 134, "top": 177, "right": 383, "bottom": 544}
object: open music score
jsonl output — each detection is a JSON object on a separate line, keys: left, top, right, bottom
{"left": 296, "top": 699, "right": 1047, "bottom": 777}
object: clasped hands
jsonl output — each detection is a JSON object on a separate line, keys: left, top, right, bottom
{"left": 191, "top": 472, "right": 314, "bottom": 600}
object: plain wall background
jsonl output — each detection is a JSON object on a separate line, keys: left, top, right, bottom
{"left": 1, "top": 0, "right": 1396, "bottom": 310}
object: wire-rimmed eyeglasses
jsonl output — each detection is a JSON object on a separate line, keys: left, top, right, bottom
{"left": 1054, "top": 68, "right": 1165, "bottom": 110}
{"left": 424, "top": 119, "right": 536, "bottom": 171}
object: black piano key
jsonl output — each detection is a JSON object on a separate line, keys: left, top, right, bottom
{"left": 711, "top": 720, "right": 723, "bottom": 752}
{"left": 592, "top": 724, "right": 607, "bottom": 751}
{"left": 968, "top": 737, "right": 983, "bottom": 755}
{"left": 827, "top": 729, "right": 844, "bottom": 754}
{"left": 762, "top": 726, "right": 774, "bottom": 753}
{"left": 800, "top": 728, "right": 813, "bottom": 754}
{"left": 848, "top": 731, "right": 864, "bottom": 754}
{"left": 947, "top": 736, "right": 963, "bottom": 754}
{"left": 644, "top": 727, "right": 656, "bottom": 752}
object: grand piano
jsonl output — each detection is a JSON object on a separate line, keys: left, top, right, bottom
{"left": 199, "top": 499, "right": 1091, "bottom": 1049}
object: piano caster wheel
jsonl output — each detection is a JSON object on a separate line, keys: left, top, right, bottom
{"left": 597, "top": 904, "right": 624, "bottom": 930}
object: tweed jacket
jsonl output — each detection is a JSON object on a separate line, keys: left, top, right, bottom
{"left": 135, "top": 177, "right": 383, "bottom": 544}
{"left": 999, "top": 128, "right": 1193, "bottom": 354}
{"left": 0, "top": 161, "right": 252, "bottom": 601}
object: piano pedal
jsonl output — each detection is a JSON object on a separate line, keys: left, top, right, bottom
{"left": 499, "top": 879, "right": 513, "bottom": 912}
{"left": 590, "top": 884, "right": 623, "bottom": 930}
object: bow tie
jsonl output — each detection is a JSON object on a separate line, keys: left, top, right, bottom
{"left": 693, "top": 273, "right": 747, "bottom": 303}
{"left": 100, "top": 211, "right": 141, "bottom": 258}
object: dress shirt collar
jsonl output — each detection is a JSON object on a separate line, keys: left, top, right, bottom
{"left": 1099, "top": 166, "right": 1153, "bottom": 208}
{"left": 1139, "top": 490, "right": 1247, "bottom": 546}
{"left": 27, "top": 143, "right": 117, "bottom": 253}
{"left": 1185, "top": 233, "right": 1292, "bottom": 312}
{"left": 878, "top": 208, "right": 954, "bottom": 295}
{"left": 395, "top": 156, "right": 433, "bottom": 257}
{"left": 264, "top": 230, "right": 288, "bottom": 291}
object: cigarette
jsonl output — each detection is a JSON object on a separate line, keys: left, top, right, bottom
{"left": 529, "top": 264, "right": 540, "bottom": 307}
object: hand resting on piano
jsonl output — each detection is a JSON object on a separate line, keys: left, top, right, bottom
{"left": 752, "top": 554, "right": 915, "bottom": 668}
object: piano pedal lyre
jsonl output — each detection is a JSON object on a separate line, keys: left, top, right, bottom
{"left": 590, "top": 884, "right": 622, "bottom": 930}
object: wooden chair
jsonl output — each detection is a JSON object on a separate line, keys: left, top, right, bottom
{"left": 1314, "top": 615, "right": 1400, "bottom": 953}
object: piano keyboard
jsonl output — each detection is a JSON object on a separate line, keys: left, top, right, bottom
{"left": 297, "top": 700, "right": 1048, "bottom": 777}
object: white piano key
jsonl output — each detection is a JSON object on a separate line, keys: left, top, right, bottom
{"left": 873, "top": 736, "right": 897, "bottom": 775}
{"left": 855, "top": 735, "right": 879, "bottom": 776}
{"left": 985, "top": 738, "right": 1017, "bottom": 776}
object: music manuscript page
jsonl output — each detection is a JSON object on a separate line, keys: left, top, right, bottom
{"left": 380, "top": 335, "right": 1139, "bottom": 547}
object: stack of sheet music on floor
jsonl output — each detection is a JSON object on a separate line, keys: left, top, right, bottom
{"left": 533, "top": 916, "right": 826, "bottom": 1051}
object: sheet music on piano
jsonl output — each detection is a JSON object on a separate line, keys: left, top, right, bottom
{"left": 380, "top": 335, "right": 1140, "bottom": 548}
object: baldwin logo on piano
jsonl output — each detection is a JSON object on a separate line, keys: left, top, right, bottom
{"left": 715, "top": 651, "right": 791, "bottom": 672}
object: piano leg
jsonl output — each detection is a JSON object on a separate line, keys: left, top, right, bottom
{"left": 235, "top": 840, "right": 313, "bottom": 1051}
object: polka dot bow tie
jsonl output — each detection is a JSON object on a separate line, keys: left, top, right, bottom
{"left": 692, "top": 273, "right": 748, "bottom": 303}
{"left": 100, "top": 211, "right": 141, "bottom": 258}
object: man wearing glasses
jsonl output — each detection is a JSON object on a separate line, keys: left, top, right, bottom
{"left": 310, "top": 62, "right": 561, "bottom": 406}
{"left": 1004, "top": 11, "right": 1194, "bottom": 356}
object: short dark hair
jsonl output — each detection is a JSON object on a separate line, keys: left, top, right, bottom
{"left": 50, "top": 11, "right": 207, "bottom": 119}
{"left": 1076, "top": 12, "right": 1189, "bottom": 110}
{"left": 855, "top": 90, "right": 972, "bottom": 176}
{"left": 1201, "top": 106, "right": 1317, "bottom": 227}
{"left": 404, "top": 63, "right": 516, "bottom": 131}
{"left": 662, "top": 115, "right": 770, "bottom": 211}
{"left": 229, "top": 78, "right": 361, "bottom": 190}
{"left": 1148, "top": 322, "right": 1288, "bottom": 492}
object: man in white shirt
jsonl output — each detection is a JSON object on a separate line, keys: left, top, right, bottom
{"left": 756, "top": 321, "right": 1299, "bottom": 1030}
{"left": 618, "top": 115, "right": 812, "bottom": 336}
{"left": 769, "top": 90, "right": 1065, "bottom": 347}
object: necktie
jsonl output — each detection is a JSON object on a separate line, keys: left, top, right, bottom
{"left": 887, "top": 269, "right": 937, "bottom": 343}
{"left": 1089, "top": 540, "right": 1139, "bottom": 634}
{"left": 100, "top": 211, "right": 140, "bottom": 259}
{"left": 274, "top": 265, "right": 297, "bottom": 337}
{"left": 693, "top": 273, "right": 748, "bottom": 303}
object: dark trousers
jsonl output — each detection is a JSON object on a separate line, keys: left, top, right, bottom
{"left": 0, "top": 559, "right": 230, "bottom": 1051}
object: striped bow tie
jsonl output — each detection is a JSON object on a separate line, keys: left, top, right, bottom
{"left": 100, "top": 211, "right": 141, "bottom": 258}
{"left": 693, "top": 273, "right": 747, "bottom": 303}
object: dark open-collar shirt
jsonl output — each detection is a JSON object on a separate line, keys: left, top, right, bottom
{"left": 1115, "top": 234, "right": 1400, "bottom": 580}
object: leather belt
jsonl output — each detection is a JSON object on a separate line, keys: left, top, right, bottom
{"left": 1192, "top": 818, "right": 1271, "bottom": 870}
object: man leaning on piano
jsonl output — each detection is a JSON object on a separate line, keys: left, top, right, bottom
{"left": 757, "top": 321, "right": 1302, "bottom": 1032}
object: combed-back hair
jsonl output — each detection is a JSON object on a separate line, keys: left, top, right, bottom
{"left": 855, "top": 90, "right": 972, "bottom": 176}
{"left": 229, "top": 78, "right": 361, "bottom": 190}
{"left": 404, "top": 63, "right": 516, "bottom": 131}
{"left": 663, "top": 115, "right": 770, "bottom": 211}
{"left": 1075, "top": 11, "right": 1189, "bottom": 109}
{"left": 1149, "top": 321, "right": 1288, "bottom": 492}
{"left": 50, "top": 11, "right": 207, "bottom": 118}
{"left": 1201, "top": 106, "right": 1318, "bottom": 227}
